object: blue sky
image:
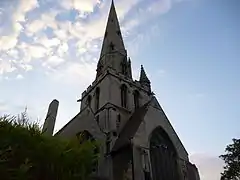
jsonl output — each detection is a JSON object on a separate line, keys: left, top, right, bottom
{"left": 0, "top": 0, "right": 239, "bottom": 179}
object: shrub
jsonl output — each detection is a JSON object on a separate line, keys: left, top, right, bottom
{"left": 0, "top": 113, "right": 98, "bottom": 180}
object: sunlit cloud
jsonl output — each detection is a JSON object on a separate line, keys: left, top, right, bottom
{"left": 0, "top": 0, "right": 186, "bottom": 82}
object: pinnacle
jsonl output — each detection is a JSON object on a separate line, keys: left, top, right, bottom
{"left": 140, "top": 65, "right": 150, "bottom": 84}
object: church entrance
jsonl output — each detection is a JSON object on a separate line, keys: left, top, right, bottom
{"left": 149, "top": 127, "right": 180, "bottom": 180}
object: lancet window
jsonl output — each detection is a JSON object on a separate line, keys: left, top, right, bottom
{"left": 95, "top": 87, "right": 100, "bottom": 111}
{"left": 134, "top": 90, "right": 140, "bottom": 109}
{"left": 87, "top": 95, "right": 92, "bottom": 107}
{"left": 121, "top": 84, "right": 127, "bottom": 108}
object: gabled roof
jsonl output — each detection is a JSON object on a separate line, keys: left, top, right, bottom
{"left": 111, "top": 96, "right": 189, "bottom": 158}
{"left": 112, "top": 99, "right": 152, "bottom": 152}
{"left": 54, "top": 106, "right": 100, "bottom": 138}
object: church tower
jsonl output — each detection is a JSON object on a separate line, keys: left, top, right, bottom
{"left": 53, "top": 1, "right": 201, "bottom": 180}
{"left": 78, "top": 0, "right": 152, "bottom": 140}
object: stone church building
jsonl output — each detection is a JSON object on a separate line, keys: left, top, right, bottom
{"left": 42, "top": 1, "right": 200, "bottom": 180}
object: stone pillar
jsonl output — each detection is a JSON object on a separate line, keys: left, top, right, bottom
{"left": 42, "top": 99, "right": 59, "bottom": 135}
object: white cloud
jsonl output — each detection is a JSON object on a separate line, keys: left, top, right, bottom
{"left": 57, "top": 0, "right": 145, "bottom": 50}
{"left": 16, "top": 74, "right": 24, "bottom": 80}
{"left": 0, "top": 0, "right": 191, "bottom": 81}
{"left": 6, "top": 49, "right": 19, "bottom": 59}
{"left": 19, "top": 64, "right": 33, "bottom": 72}
{"left": 40, "top": 11, "right": 59, "bottom": 30}
{"left": 26, "top": 10, "right": 59, "bottom": 37}
{"left": 57, "top": 43, "right": 69, "bottom": 57}
{"left": 38, "top": 36, "right": 61, "bottom": 49}
{"left": 190, "top": 153, "right": 224, "bottom": 180}
{"left": 43, "top": 55, "right": 65, "bottom": 67}
{"left": 0, "top": 0, "right": 38, "bottom": 51}
{"left": 28, "top": 45, "right": 48, "bottom": 59}
{"left": 26, "top": 20, "right": 46, "bottom": 35}
{"left": 115, "top": 0, "right": 143, "bottom": 20}
{"left": 147, "top": 0, "right": 172, "bottom": 15}
{"left": 60, "top": 0, "right": 101, "bottom": 13}
{"left": 13, "top": 0, "right": 39, "bottom": 22}
{"left": 53, "top": 29, "right": 69, "bottom": 41}
{"left": 0, "top": 35, "right": 19, "bottom": 51}
{"left": 0, "top": 59, "right": 17, "bottom": 75}
{"left": 48, "top": 61, "right": 96, "bottom": 86}
{"left": 77, "top": 47, "right": 87, "bottom": 55}
{"left": 17, "top": 42, "right": 49, "bottom": 60}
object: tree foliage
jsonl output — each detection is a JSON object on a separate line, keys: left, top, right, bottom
{"left": 220, "top": 138, "right": 240, "bottom": 180}
{"left": 0, "top": 113, "right": 99, "bottom": 180}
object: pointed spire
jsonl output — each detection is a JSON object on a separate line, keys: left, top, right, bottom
{"left": 96, "top": 0, "right": 129, "bottom": 79}
{"left": 99, "top": 0, "right": 126, "bottom": 58}
{"left": 140, "top": 65, "right": 151, "bottom": 89}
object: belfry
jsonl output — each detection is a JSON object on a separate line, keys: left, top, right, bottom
{"left": 43, "top": 1, "right": 200, "bottom": 180}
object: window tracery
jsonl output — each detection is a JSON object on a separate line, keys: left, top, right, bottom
{"left": 150, "top": 127, "right": 180, "bottom": 180}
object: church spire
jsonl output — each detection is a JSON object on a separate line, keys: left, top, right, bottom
{"left": 140, "top": 65, "right": 151, "bottom": 91}
{"left": 96, "top": 0, "right": 128, "bottom": 78}
{"left": 99, "top": 0, "right": 126, "bottom": 58}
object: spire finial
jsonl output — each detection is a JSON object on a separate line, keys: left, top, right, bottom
{"left": 110, "top": 0, "right": 115, "bottom": 9}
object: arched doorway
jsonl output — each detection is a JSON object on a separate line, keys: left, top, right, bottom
{"left": 149, "top": 127, "right": 180, "bottom": 180}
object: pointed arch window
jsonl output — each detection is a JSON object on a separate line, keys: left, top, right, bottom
{"left": 150, "top": 127, "right": 180, "bottom": 180}
{"left": 121, "top": 84, "right": 127, "bottom": 108}
{"left": 95, "top": 87, "right": 100, "bottom": 111}
{"left": 134, "top": 90, "right": 140, "bottom": 109}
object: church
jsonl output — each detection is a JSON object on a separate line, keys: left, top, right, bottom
{"left": 42, "top": 1, "right": 200, "bottom": 180}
